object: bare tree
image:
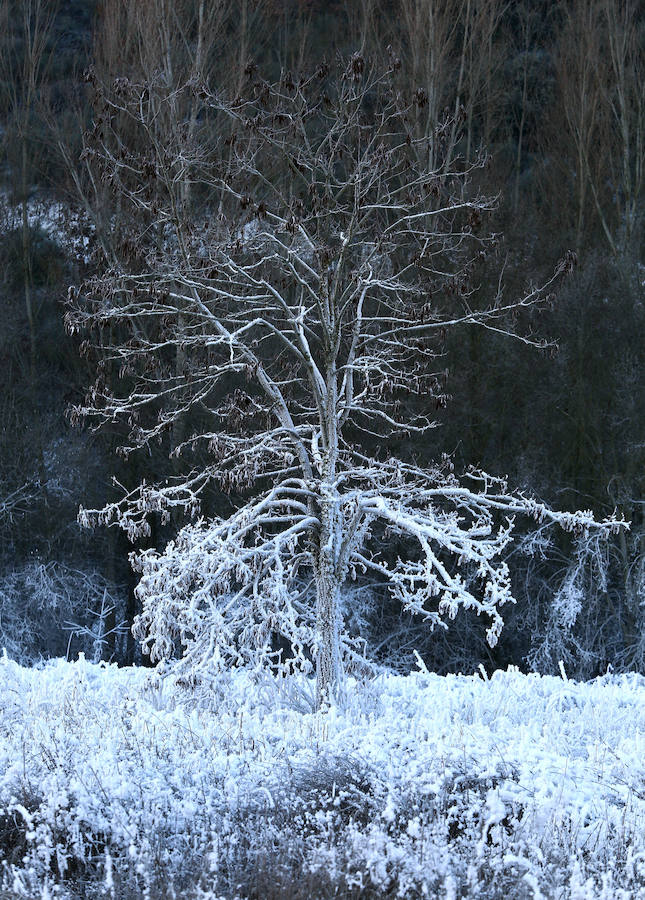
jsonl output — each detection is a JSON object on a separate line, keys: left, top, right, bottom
{"left": 509, "top": 2, "right": 539, "bottom": 214}
{"left": 0, "top": 0, "right": 58, "bottom": 503}
{"left": 0, "top": 0, "right": 58, "bottom": 387}
{"left": 396, "top": 0, "right": 466, "bottom": 172}
{"left": 394, "top": 0, "right": 506, "bottom": 176}
{"left": 461, "top": 0, "right": 507, "bottom": 164}
{"left": 68, "top": 58, "right": 623, "bottom": 707}
{"left": 552, "top": 0, "right": 643, "bottom": 252}
{"left": 600, "top": 0, "right": 644, "bottom": 250}
{"left": 553, "top": 0, "right": 604, "bottom": 250}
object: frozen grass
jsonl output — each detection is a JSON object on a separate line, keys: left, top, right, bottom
{"left": 1, "top": 655, "right": 645, "bottom": 898}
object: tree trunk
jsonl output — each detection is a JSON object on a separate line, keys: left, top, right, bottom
{"left": 314, "top": 487, "right": 343, "bottom": 708}
{"left": 314, "top": 559, "right": 342, "bottom": 709}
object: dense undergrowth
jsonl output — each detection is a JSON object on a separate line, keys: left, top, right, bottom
{"left": 1, "top": 656, "right": 644, "bottom": 899}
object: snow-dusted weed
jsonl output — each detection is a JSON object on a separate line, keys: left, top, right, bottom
{"left": 1, "top": 656, "right": 644, "bottom": 898}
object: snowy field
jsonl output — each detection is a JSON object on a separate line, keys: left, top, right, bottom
{"left": 1, "top": 655, "right": 645, "bottom": 899}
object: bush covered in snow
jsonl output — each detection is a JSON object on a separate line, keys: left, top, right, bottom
{"left": 1, "top": 656, "right": 644, "bottom": 899}
{"left": 0, "top": 563, "right": 127, "bottom": 666}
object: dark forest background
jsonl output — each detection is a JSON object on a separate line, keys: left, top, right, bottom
{"left": 0, "top": 0, "right": 643, "bottom": 677}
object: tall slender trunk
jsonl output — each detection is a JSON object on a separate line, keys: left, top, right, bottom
{"left": 21, "top": 140, "right": 36, "bottom": 388}
{"left": 314, "top": 524, "right": 343, "bottom": 709}
{"left": 21, "top": 134, "right": 48, "bottom": 497}
{"left": 513, "top": 45, "right": 529, "bottom": 214}
{"left": 314, "top": 451, "right": 344, "bottom": 706}
{"left": 315, "top": 353, "right": 343, "bottom": 708}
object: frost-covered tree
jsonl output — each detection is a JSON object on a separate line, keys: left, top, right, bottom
{"left": 67, "top": 57, "right": 623, "bottom": 706}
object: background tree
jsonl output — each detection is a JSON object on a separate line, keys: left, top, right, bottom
{"left": 0, "top": 0, "right": 58, "bottom": 486}
{"left": 0, "top": 0, "right": 132, "bottom": 664}
{"left": 550, "top": 0, "right": 644, "bottom": 253}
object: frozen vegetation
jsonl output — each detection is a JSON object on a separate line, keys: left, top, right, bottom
{"left": 1, "top": 655, "right": 645, "bottom": 899}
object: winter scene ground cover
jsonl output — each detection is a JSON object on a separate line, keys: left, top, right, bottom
{"left": 1, "top": 655, "right": 644, "bottom": 899}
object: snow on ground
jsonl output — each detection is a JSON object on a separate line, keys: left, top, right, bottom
{"left": 1, "top": 655, "right": 645, "bottom": 899}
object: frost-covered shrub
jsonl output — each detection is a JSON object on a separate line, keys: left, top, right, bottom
{"left": 0, "top": 561, "right": 126, "bottom": 664}
{"left": 511, "top": 529, "right": 645, "bottom": 679}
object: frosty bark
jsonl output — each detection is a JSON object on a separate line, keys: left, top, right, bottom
{"left": 315, "top": 496, "right": 343, "bottom": 708}
{"left": 315, "top": 550, "right": 342, "bottom": 708}
{"left": 313, "top": 287, "right": 343, "bottom": 707}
